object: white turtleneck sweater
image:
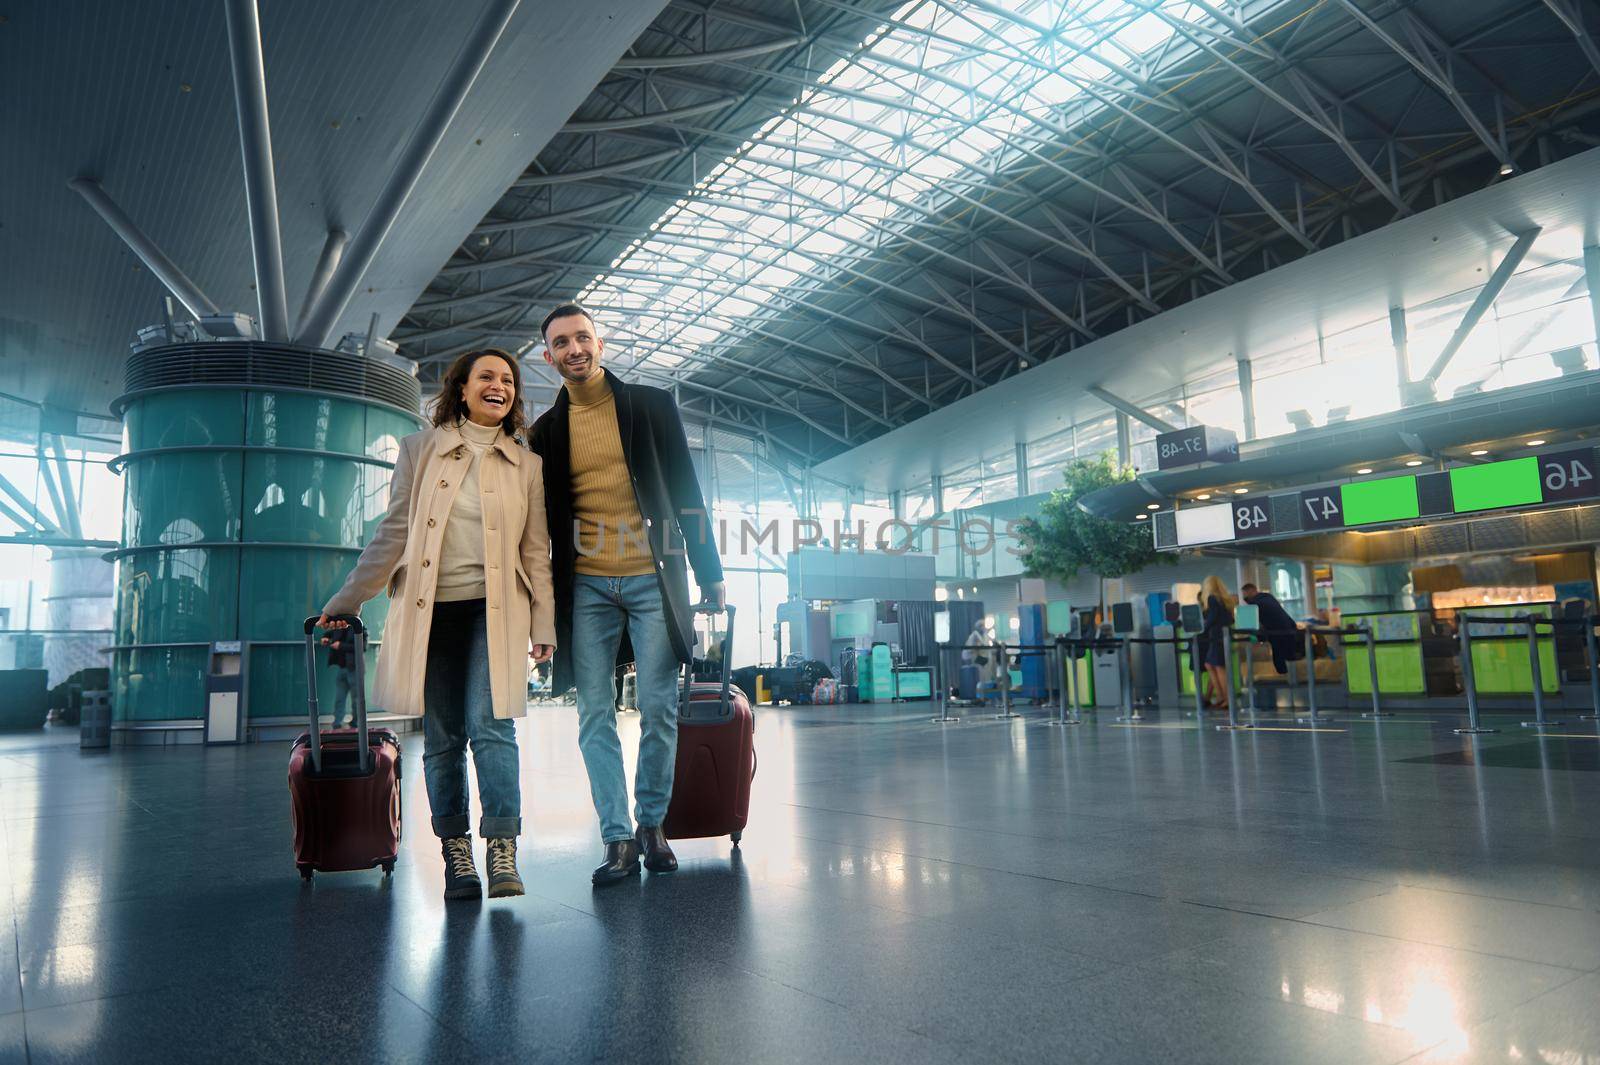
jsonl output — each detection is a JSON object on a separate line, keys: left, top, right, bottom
{"left": 434, "top": 419, "right": 502, "bottom": 603}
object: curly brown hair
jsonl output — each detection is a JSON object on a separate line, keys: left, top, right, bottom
{"left": 429, "top": 348, "right": 527, "bottom": 437}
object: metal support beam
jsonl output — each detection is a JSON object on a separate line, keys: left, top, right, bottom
{"left": 295, "top": 228, "right": 348, "bottom": 339}
{"left": 1423, "top": 229, "right": 1541, "bottom": 384}
{"left": 49, "top": 435, "right": 83, "bottom": 540}
{"left": 1086, "top": 385, "right": 1179, "bottom": 434}
{"left": 224, "top": 0, "right": 291, "bottom": 342}
{"left": 297, "top": 0, "right": 521, "bottom": 348}
{"left": 1236, "top": 355, "right": 1256, "bottom": 442}
{"left": 931, "top": 473, "right": 944, "bottom": 516}
{"left": 0, "top": 473, "right": 60, "bottom": 536}
{"left": 1015, "top": 442, "right": 1029, "bottom": 496}
{"left": 67, "top": 179, "right": 220, "bottom": 321}
{"left": 1115, "top": 412, "right": 1131, "bottom": 467}
{"left": 611, "top": 37, "right": 803, "bottom": 68}
{"left": 1389, "top": 305, "right": 1410, "bottom": 396}
{"left": 1586, "top": 246, "right": 1600, "bottom": 361}
{"left": 1540, "top": 0, "right": 1600, "bottom": 78}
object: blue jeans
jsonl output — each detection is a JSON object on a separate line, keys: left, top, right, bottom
{"left": 572, "top": 574, "right": 680, "bottom": 843}
{"left": 423, "top": 599, "right": 521, "bottom": 839}
{"left": 332, "top": 667, "right": 353, "bottom": 727}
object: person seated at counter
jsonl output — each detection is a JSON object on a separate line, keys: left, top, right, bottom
{"left": 1240, "top": 583, "right": 1302, "bottom": 675}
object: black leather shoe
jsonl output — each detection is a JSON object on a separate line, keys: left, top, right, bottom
{"left": 591, "top": 840, "right": 641, "bottom": 886}
{"left": 635, "top": 824, "right": 678, "bottom": 873}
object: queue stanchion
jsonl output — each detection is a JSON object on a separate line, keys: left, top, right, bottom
{"left": 1046, "top": 642, "right": 1078, "bottom": 727}
{"left": 1454, "top": 618, "right": 1498, "bottom": 735}
{"left": 1582, "top": 617, "right": 1600, "bottom": 722}
{"left": 1295, "top": 627, "right": 1331, "bottom": 725}
{"left": 1215, "top": 626, "right": 1245, "bottom": 730}
{"left": 1238, "top": 632, "right": 1260, "bottom": 725}
{"left": 1519, "top": 615, "right": 1562, "bottom": 729}
{"left": 1116, "top": 634, "right": 1141, "bottom": 722}
{"left": 931, "top": 643, "right": 959, "bottom": 724}
{"left": 1188, "top": 635, "right": 1206, "bottom": 719}
{"left": 1359, "top": 622, "right": 1391, "bottom": 719}
{"left": 994, "top": 644, "right": 1021, "bottom": 720}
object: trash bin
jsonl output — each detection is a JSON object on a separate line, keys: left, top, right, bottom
{"left": 80, "top": 690, "right": 111, "bottom": 749}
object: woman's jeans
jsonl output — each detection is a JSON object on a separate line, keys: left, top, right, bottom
{"left": 423, "top": 598, "right": 521, "bottom": 839}
{"left": 571, "top": 574, "right": 680, "bottom": 844}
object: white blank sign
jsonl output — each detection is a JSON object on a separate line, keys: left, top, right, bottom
{"left": 1174, "top": 503, "right": 1236, "bottom": 546}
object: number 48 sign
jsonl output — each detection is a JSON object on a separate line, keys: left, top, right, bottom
{"left": 1232, "top": 496, "right": 1274, "bottom": 540}
{"left": 1539, "top": 446, "right": 1600, "bottom": 504}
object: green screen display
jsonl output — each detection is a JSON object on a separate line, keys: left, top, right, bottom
{"left": 1449, "top": 455, "right": 1541, "bottom": 513}
{"left": 1341, "top": 475, "right": 1419, "bottom": 526}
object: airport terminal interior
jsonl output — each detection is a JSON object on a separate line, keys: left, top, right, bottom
{"left": 4, "top": 0, "right": 1600, "bottom": 1061}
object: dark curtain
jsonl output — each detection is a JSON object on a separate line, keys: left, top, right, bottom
{"left": 897, "top": 600, "right": 936, "bottom": 665}
{"left": 942, "top": 602, "right": 985, "bottom": 647}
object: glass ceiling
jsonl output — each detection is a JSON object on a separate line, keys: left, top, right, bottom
{"left": 556, "top": 0, "right": 1205, "bottom": 379}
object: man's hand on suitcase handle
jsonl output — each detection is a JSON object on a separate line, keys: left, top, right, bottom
{"left": 530, "top": 644, "right": 553, "bottom": 664}
{"left": 698, "top": 581, "right": 726, "bottom": 611}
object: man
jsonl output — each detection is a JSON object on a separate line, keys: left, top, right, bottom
{"left": 528, "top": 303, "right": 724, "bottom": 886}
{"left": 1240, "top": 582, "right": 1301, "bottom": 675}
{"left": 325, "top": 633, "right": 355, "bottom": 727}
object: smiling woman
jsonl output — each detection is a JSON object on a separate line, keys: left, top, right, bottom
{"left": 430, "top": 347, "right": 527, "bottom": 438}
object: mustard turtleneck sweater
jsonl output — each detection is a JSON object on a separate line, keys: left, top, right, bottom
{"left": 565, "top": 372, "right": 654, "bottom": 577}
{"left": 434, "top": 418, "right": 501, "bottom": 603}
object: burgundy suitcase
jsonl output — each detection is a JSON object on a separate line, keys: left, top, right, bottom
{"left": 288, "top": 615, "right": 402, "bottom": 880}
{"left": 663, "top": 604, "right": 756, "bottom": 845}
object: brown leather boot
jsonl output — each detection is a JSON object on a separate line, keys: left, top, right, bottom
{"left": 634, "top": 824, "right": 678, "bottom": 873}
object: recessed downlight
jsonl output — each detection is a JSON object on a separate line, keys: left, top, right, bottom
{"left": 1233, "top": 488, "right": 1248, "bottom": 495}
{"left": 1195, "top": 494, "right": 1211, "bottom": 501}
{"left": 1136, "top": 513, "right": 1149, "bottom": 521}
{"left": 1470, "top": 449, "right": 1489, "bottom": 457}
{"left": 1526, "top": 439, "right": 1546, "bottom": 447}
{"left": 1146, "top": 503, "right": 1161, "bottom": 510}
{"left": 1356, "top": 468, "right": 1373, "bottom": 475}
{"left": 1405, "top": 459, "right": 1423, "bottom": 467}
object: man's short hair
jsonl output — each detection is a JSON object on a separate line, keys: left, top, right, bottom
{"left": 1240, "top": 583, "right": 1259, "bottom": 596}
{"left": 541, "top": 302, "right": 596, "bottom": 340}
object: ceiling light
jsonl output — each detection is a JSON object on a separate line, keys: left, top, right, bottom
{"left": 1498, "top": 162, "right": 1515, "bottom": 176}
{"left": 1405, "top": 460, "right": 1423, "bottom": 467}
{"left": 1136, "top": 513, "right": 1148, "bottom": 521}
{"left": 1146, "top": 503, "right": 1161, "bottom": 510}
{"left": 1356, "top": 468, "right": 1373, "bottom": 475}
{"left": 1233, "top": 488, "right": 1248, "bottom": 495}
{"left": 1526, "top": 439, "right": 1546, "bottom": 447}
{"left": 1195, "top": 494, "right": 1211, "bottom": 501}
{"left": 1470, "top": 449, "right": 1488, "bottom": 457}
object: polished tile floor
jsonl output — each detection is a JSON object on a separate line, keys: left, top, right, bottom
{"left": 2, "top": 702, "right": 1599, "bottom": 1064}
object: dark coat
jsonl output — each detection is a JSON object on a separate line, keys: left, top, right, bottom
{"left": 527, "top": 368, "right": 724, "bottom": 693}
{"left": 1248, "top": 591, "right": 1303, "bottom": 674}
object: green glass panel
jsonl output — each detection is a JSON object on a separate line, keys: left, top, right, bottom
{"left": 245, "top": 391, "right": 368, "bottom": 454}
{"left": 121, "top": 451, "right": 243, "bottom": 546}
{"left": 124, "top": 391, "right": 245, "bottom": 450}
{"left": 365, "top": 406, "right": 421, "bottom": 462}
{"left": 113, "top": 646, "right": 208, "bottom": 721}
{"left": 241, "top": 453, "right": 365, "bottom": 547}
{"left": 1346, "top": 643, "right": 1426, "bottom": 694}
{"left": 358, "top": 461, "right": 397, "bottom": 543}
{"left": 237, "top": 546, "right": 363, "bottom": 641}
{"left": 247, "top": 644, "right": 377, "bottom": 720}
{"left": 114, "top": 547, "right": 238, "bottom": 645}
{"left": 1450, "top": 456, "right": 1541, "bottom": 513}
{"left": 1340, "top": 475, "right": 1419, "bottom": 526}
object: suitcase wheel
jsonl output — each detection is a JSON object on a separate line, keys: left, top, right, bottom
{"left": 298, "top": 865, "right": 314, "bottom": 881}
{"left": 730, "top": 831, "right": 742, "bottom": 847}
{"left": 381, "top": 860, "right": 395, "bottom": 875}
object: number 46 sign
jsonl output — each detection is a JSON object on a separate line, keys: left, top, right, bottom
{"left": 1540, "top": 447, "right": 1600, "bottom": 503}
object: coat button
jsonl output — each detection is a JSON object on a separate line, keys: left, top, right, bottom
{"left": 427, "top": 518, "right": 436, "bottom": 527}
{"left": 439, "top": 479, "right": 448, "bottom": 488}
{"left": 416, "top": 598, "right": 425, "bottom": 608}
{"left": 422, "top": 559, "right": 430, "bottom": 568}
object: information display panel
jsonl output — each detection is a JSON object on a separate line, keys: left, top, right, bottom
{"left": 1341, "top": 475, "right": 1419, "bottom": 526}
{"left": 1299, "top": 487, "right": 1343, "bottom": 530}
{"left": 1537, "top": 446, "right": 1600, "bottom": 504}
{"left": 1174, "top": 502, "right": 1236, "bottom": 546}
{"left": 1450, "top": 456, "right": 1540, "bottom": 513}
{"left": 1230, "top": 496, "right": 1273, "bottom": 540}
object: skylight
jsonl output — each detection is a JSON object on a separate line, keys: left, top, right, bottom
{"left": 572, "top": 0, "right": 1204, "bottom": 382}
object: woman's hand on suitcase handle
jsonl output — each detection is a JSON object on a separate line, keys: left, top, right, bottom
{"left": 530, "top": 644, "right": 553, "bottom": 664}
{"left": 314, "top": 612, "right": 349, "bottom": 633}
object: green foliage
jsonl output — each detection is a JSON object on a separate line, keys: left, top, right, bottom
{"left": 1014, "top": 453, "right": 1170, "bottom": 581}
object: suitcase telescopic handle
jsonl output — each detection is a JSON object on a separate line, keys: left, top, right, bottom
{"left": 302, "top": 615, "right": 370, "bottom": 774}
{"left": 682, "top": 604, "right": 736, "bottom": 718}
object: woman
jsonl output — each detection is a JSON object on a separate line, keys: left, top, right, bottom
{"left": 316, "top": 348, "right": 555, "bottom": 901}
{"left": 1199, "top": 575, "right": 1236, "bottom": 710}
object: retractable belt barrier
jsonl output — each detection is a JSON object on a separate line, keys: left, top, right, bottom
{"left": 1454, "top": 614, "right": 1600, "bottom": 735}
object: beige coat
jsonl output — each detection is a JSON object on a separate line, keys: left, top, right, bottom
{"left": 323, "top": 425, "right": 557, "bottom": 719}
